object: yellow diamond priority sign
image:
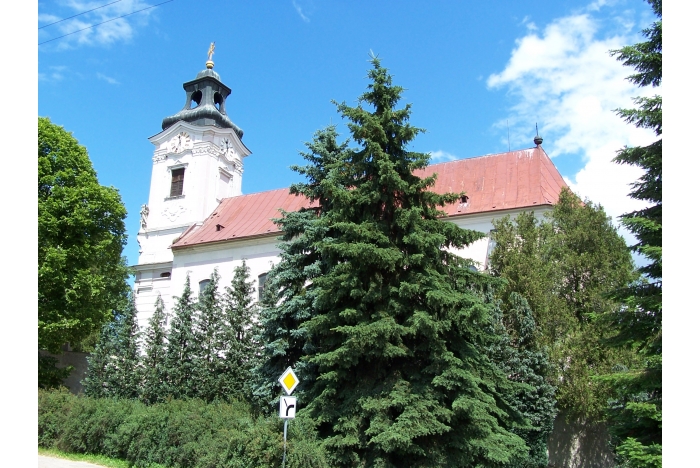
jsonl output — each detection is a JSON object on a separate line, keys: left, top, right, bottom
{"left": 278, "top": 366, "right": 299, "bottom": 395}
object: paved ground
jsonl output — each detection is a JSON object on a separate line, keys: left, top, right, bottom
{"left": 38, "top": 455, "right": 109, "bottom": 468}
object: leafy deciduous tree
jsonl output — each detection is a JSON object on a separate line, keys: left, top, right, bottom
{"left": 489, "top": 188, "right": 637, "bottom": 419}
{"left": 39, "top": 117, "right": 130, "bottom": 381}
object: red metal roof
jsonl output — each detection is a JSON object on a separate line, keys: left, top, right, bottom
{"left": 172, "top": 146, "right": 567, "bottom": 249}
{"left": 415, "top": 145, "right": 566, "bottom": 216}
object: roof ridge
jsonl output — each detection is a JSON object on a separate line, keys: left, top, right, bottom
{"left": 426, "top": 147, "right": 537, "bottom": 167}
{"left": 226, "top": 147, "right": 542, "bottom": 199}
{"left": 221, "top": 186, "right": 295, "bottom": 200}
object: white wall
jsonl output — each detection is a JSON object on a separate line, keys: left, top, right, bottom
{"left": 137, "top": 206, "right": 553, "bottom": 327}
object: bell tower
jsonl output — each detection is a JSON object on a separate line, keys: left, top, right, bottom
{"left": 133, "top": 45, "right": 251, "bottom": 324}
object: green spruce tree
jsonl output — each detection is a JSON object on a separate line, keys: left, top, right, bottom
{"left": 82, "top": 294, "right": 142, "bottom": 399}
{"left": 290, "top": 57, "right": 528, "bottom": 467}
{"left": 486, "top": 291, "right": 557, "bottom": 468}
{"left": 597, "top": 1, "right": 662, "bottom": 465}
{"left": 141, "top": 295, "right": 168, "bottom": 404}
{"left": 219, "top": 260, "right": 258, "bottom": 402}
{"left": 252, "top": 126, "right": 349, "bottom": 409}
{"left": 82, "top": 318, "right": 118, "bottom": 397}
{"left": 164, "top": 275, "right": 198, "bottom": 399}
{"left": 112, "top": 295, "right": 142, "bottom": 399}
{"left": 191, "top": 270, "right": 226, "bottom": 402}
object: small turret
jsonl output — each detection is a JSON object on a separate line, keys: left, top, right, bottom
{"left": 161, "top": 43, "right": 244, "bottom": 138}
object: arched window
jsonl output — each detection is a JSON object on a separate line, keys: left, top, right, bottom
{"left": 199, "top": 279, "right": 211, "bottom": 294}
{"left": 190, "top": 90, "right": 202, "bottom": 108}
{"left": 214, "top": 92, "right": 223, "bottom": 111}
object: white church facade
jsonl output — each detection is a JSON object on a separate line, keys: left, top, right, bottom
{"left": 132, "top": 60, "right": 568, "bottom": 328}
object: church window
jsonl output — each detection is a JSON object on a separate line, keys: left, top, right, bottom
{"left": 214, "top": 92, "right": 223, "bottom": 111}
{"left": 199, "top": 279, "right": 211, "bottom": 294}
{"left": 170, "top": 168, "right": 185, "bottom": 197}
{"left": 258, "top": 273, "right": 268, "bottom": 300}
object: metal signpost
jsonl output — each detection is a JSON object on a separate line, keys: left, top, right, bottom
{"left": 278, "top": 367, "right": 299, "bottom": 468}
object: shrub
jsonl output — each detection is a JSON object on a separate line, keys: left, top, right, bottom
{"left": 38, "top": 390, "right": 327, "bottom": 467}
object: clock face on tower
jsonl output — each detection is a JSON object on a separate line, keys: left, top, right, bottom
{"left": 169, "top": 132, "right": 192, "bottom": 154}
{"left": 220, "top": 137, "right": 234, "bottom": 158}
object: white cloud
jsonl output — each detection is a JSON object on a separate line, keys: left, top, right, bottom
{"left": 587, "top": 0, "right": 613, "bottom": 12}
{"left": 97, "top": 72, "right": 120, "bottom": 85}
{"left": 292, "top": 0, "right": 311, "bottom": 23}
{"left": 38, "top": 13, "right": 61, "bottom": 24}
{"left": 39, "top": 66, "right": 68, "bottom": 82}
{"left": 429, "top": 150, "right": 459, "bottom": 163}
{"left": 487, "top": 5, "right": 658, "bottom": 237}
{"left": 39, "top": 0, "right": 156, "bottom": 49}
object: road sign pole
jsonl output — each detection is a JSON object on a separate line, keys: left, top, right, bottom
{"left": 278, "top": 367, "right": 299, "bottom": 468}
{"left": 282, "top": 419, "right": 288, "bottom": 468}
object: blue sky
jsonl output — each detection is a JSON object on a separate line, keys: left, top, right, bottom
{"left": 38, "top": 0, "right": 659, "bottom": 269}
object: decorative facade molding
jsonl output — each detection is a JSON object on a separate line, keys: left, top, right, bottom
{"left": 153, "top": 150, "right": 167, "bottom": 162}
{"left": 218, "top": 166, "right": 234, "bottom": 178}
{"left": 167, "top": 161, "right": 188, "bottom": 171}
{"left": 192, "top": 143, "right": 221, "bottom": 158}
{"left": 161, "top": 204, "right": 187, "bottom": 222}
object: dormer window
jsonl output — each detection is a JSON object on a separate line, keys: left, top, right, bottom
{"left": 170, "top": 168, "right": 185, "bottom": 197}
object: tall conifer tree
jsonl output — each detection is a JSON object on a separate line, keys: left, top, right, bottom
{"left": 599, "top": 1, "right": 662, "bottom": 465}
{"left": 191, "top": 270, "right": 226, "bottom": 402}
{"left": 486, "top": 292, "right": 557, "bottom": 468}
{"left": 141, "top": 295, "right": 168, "bottom": 404}
{"left": 282, "top": 57, "right": 528, "bottom": 466}
{"left": 219, "top": 260, "right": 258, "bottom": 402}
{"left": 112, "top": 295, "right": 142, "bottom": 399}
{"left": 252, "top": 126, "right": 349, "bottom": 408}
{"left": 164, "top": 275, "right": 197, "bottom": 399}
{"left": 82, "top": 294, "right": 142, "bottom": 399}
{"left": 82, "top": 318, "right": 118, "bottom": 398}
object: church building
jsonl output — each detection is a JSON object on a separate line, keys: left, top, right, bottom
{"left": 132, "top": 59, "right": 568, "bottom": 327}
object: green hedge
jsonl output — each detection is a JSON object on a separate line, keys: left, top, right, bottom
{"left": 39, "top": 389, "right": 328, "bottom": 468}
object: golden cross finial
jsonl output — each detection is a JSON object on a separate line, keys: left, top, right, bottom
{"left": 206, "top": 42, "right": 215, "bottom": 69}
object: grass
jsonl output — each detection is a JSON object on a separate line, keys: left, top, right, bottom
{"left": 38, "top": 447, "right": 137, "bottom": 468}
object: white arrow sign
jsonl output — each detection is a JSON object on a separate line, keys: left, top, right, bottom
{"left": 279, "top": 396, "right": 296, "bottom": 419}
